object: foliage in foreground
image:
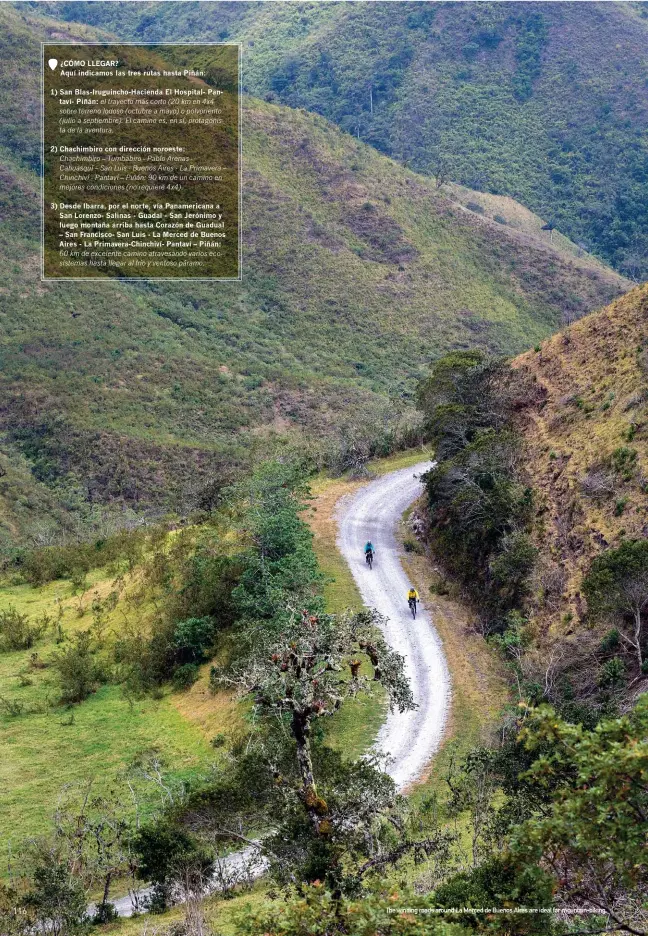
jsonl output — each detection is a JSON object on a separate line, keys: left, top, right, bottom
{"left": 511, "top": 697, "right": 648, "bottom": 933}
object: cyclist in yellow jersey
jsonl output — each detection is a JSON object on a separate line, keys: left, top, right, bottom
{"left": 407, "top": 587, "right": 419, "bottom": 604}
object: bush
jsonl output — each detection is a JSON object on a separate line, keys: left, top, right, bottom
{"left": 22, "top": 855, "right": 90, "bottom": 935}
{"left": 403, "top": 536, "right": 424, "bottom": 555}
{"left": 0, "top": 606, "right": 46, "bottom": 652}
{"left": 54, "top": 631, "right": 102, "bottom": 704}
{"left": 173, "top": 616, "right": 216, "bottom": 664}
{"left": 133, "top": 819, "right": 214, "bottom": 910}
{"left": 172, "top": 663, "right": 199, "bottom": 691}
{"left": 433, "top": 856, "right": 555, "bottom": 933}
{"left": 599, "top": 656, "right": 625, "bottom": 688}
{"left": 600, "top": 628, "right": 620, "bottom": 651}
{"left": 91, "top": 902, "right": 118, "bottom": 925}
{"left": 488, "top": 531, "right": 538, "bottom": 609}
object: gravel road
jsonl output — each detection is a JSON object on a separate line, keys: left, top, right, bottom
{"left": 336, "top": 460, "right": 450, "bottom": 790}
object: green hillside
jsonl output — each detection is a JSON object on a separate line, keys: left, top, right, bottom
{"left": 0, "top": 3, "right": 627, "bottom": 550}
{"left": 38, "top": 0, "right": 648, "bottom": 279}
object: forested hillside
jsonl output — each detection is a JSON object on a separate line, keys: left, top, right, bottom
{"left": 34, "top": 0, "right": 648, "bottom": 278}
{"left": 0, "top": 3, "right": 626, "bottom": 552}
{"left": 410, "top": 289, "right": 648, "bottom": 935}
{"left": 418, "top": 283, "right": 648, "bottom": 720}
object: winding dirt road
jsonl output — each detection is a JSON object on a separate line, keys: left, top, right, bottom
{"left": 106, "top": 461, "right": 449, "bottom": 916}
{"left": 337, "top": 460, "right": 450, "bottom": 790}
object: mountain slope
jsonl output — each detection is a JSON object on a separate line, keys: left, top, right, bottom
{"left": 41, "top": 0, "right": 648, "bottom": 279}
{"left": 513, "top": 284, "right": 648, "bottom": 637}
{"left": 0, "top": 4, "right": 628, "bottom": 548}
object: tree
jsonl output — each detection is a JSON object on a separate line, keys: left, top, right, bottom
{"left": 21, "top": 850, "right": 89, "bottom": 936}
{"left": 0, "top": 606, "right": 47, "bottom": 652}
{"left": 416, "top": 352, "right": 534, "bottom": 459}
{"left": 228, "top": 461, "right": 322, "bottom": 626}
{"left": 51, "top": 780, "right": 132, "bottom": 922}
{"left": 0, "top": 882, "right": 34, "bottom": 936}
{"left": 213, "top": 608, "right": 414, "bottom": 836}
{"left": 205, "top": 608, "right": 451, "bottom": 892}
{"left": 133, "top": 819, "right": 214, "bottom": 911}
{"left": 583, "top": 540, "right": 648, "bottom": 671}
{"left": 511, "top": 698, "right": 648, "bottom": 934}
{"left": 173, "top": 616, "right": 217, "bottom": 664}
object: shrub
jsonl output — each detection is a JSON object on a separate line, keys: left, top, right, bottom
{"left": 489, "top": 532, "right": 538, "bottom": 609}
{"left": 91, "top": 902, "right": 118, "bottom": 925}
{"left": 54, "top": 631, "right": 102, "bottom": 704}
{"left": 172, "top": 663, "right": 199, "bottom": 692}
{"left": 611, "top": 445, "right": 637, "bottom": 480}
{"left": 133, "top": 819, "right": 214, "bottom": 910}
{"left": 614, "top": 496, "right": 628, "bottom": 516}
{"left": 173, "top": 616, "right": 216, "bottom": 664}
{"left": 403, "top": 536, "right": 424, "bottom": 555}
{"left": 22, "top": 855, "right": 90, "bottom": 935}
{"left": 599, "top": 656, "right": 625, "bottom": 688}
{"left": 0, "top": 606, "right": 46, "bottom": 652}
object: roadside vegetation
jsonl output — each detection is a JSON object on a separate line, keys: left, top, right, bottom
{"left": 0, "top": 5, "right": 647, "bottom": 934}
{"left": 407, "top": 296, "right": 648, "bottom": 935}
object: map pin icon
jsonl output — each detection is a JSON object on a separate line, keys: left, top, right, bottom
{"left": 48, "top": 58, "right": 58, "bottom": 70}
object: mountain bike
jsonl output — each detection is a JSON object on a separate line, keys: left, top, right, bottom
{"left": 365, "top": 549, "right": 374, "bottom": 570}
{"left": 408, "top": 597, "right": 417, "bottom": 619}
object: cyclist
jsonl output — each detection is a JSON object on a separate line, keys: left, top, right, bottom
{"left": 407, "top": 587, "right": 419, "bottom": 616}
{"left": 364, "top": 541, "right": 375, "bottom": 567}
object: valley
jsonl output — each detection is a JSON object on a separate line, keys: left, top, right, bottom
{"left": 0, "top": 3, "right": 629, "bottom": 549}
{"left": 0, "top": 3, "right": 647, "bottom": 935}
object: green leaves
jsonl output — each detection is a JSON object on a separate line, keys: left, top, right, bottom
{"left": 417, "top": 354, "right": 536, "bottom": 627}
{"left": 512, "top": 699, "right": 648, "bottom": 923}
{"left": 229, "top": 461, "right": 323, "bottom": 627}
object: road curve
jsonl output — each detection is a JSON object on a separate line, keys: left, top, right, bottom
{"left": 336, "top": 461, "right": 450, "bottom": 790}
{"left": 102, "top": 461, "right": 447, "bottom": 916}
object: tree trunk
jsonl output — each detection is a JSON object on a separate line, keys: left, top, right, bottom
{"left": 101, "top": 871, "right": 112, "bottom": 909}
{"left": 291, "top": 710, "right": 321, "bottom": 832}
{"left": 633, "top": 608, "right": 643, "bottom": 670}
